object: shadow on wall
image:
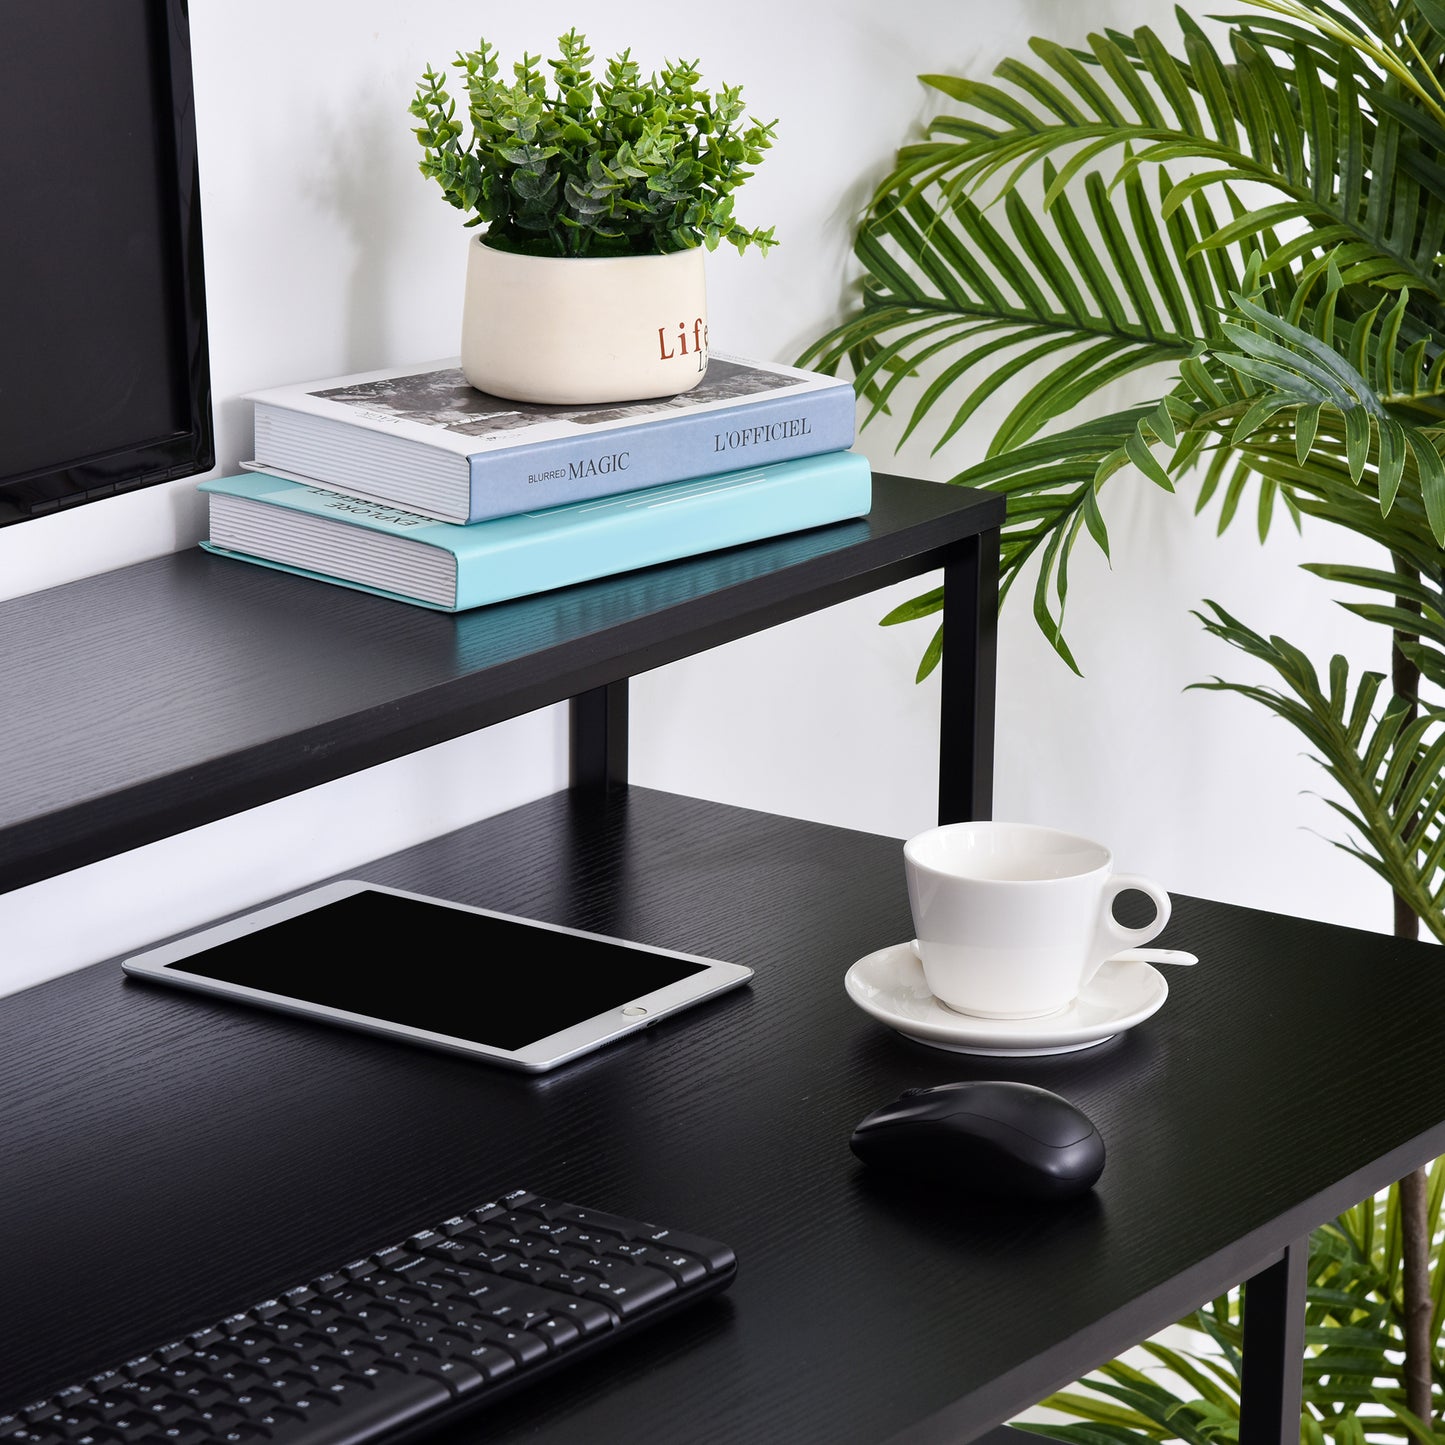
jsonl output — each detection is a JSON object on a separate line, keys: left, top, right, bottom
{"left": 306, "top": 78, "right": 430, "bottom": 370}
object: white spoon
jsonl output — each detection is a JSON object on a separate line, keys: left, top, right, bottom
{"left": 1109, "top": 947, "right": 1198, "bottom": 966}
{"left": 907, "top": 939, "right": 1198, "bottom": 966}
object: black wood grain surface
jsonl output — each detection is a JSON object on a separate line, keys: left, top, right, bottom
{"left": 0, "top": 474, "right": 1002, "bottom": 893}
{"left": 3, "top": 787, "right": 1443, "bottom": 1443}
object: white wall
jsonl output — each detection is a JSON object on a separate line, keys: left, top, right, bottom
{"left": 0, "top": 0, "right": 1403, "bottom": 997}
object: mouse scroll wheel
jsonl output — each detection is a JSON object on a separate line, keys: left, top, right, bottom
{"left": 900, "top": 1087, "right": 930, "bottom": 1097}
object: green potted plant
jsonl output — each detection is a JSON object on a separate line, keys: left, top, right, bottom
{"left": 409, "top": 28, "right": 778, "bottom": 406}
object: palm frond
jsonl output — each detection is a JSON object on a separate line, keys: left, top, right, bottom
{"left": 1189, "top": 600, "right": 1445, "bottom": 938}
{"left": 1305, "top": 559, "right": 1445, "bottom": 688}
{"left": 876, "top": 407, "right": 1160, "bottom": 678}
{"left": 1125, "top": 254, "right": 1445, "bottom": 549}
{"left": 891, "top": 13, "right": 1445, "bottom": 300}
{"left": 797, "top": 160, "right": 1210, "bottom": 463}
{"left": 888, "top": 248, "right": 1445, "bottom": 678}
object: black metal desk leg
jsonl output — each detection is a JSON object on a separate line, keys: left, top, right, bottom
{"left": 938, "top": 526, "right": 999, "bottom": 824}
{"left": 569, "top": 681, "right": 629, "bottom": 791}
{"left": 1238, "top": 1237, "right": 1309, "bottom": 1445}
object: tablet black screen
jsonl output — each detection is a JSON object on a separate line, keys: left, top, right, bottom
{"left": 159, "top": 889, "right": 709, "bottom": 1050}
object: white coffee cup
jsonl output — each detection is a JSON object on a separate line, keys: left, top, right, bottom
{"left": 902, "top": 820, "right": 1171, "bottom": 1019}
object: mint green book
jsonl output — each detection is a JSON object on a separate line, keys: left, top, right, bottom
{"left": 198, "top": 451, "right": 872, "bottom": 612}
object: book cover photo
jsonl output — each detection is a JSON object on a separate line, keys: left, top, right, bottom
{"left": 200, "top": 450, "right": 873, "bottom": 613}
{"left": 245, "top": 353, "right": 858, "bottom": 525}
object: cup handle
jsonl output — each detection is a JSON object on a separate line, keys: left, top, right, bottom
{"left": 1085, "top": 874, "right": 1172, "bottom": 985}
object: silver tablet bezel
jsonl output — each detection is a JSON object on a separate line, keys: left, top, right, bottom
{"left": 120, "top": 879, "right": 753, "bottom": 1072}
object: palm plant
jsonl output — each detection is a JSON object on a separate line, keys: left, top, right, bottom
{"left": 800, "top": 0, "right": 1445, "bottom": 1436}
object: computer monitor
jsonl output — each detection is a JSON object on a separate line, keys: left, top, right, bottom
{"left": 0, "top": 0, "right": 213, "bottom": 523}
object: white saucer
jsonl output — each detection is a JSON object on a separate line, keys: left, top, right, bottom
{"left": 843, "top": 942, "right": 1168, "bottom": 1057}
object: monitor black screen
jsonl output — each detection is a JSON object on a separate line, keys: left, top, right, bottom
{"left": 0, "top": 0, "right": 212, "bottom": 523}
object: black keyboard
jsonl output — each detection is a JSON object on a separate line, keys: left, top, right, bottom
{"left": 2, "top": 1190, "right": 736, "bottom": 1445}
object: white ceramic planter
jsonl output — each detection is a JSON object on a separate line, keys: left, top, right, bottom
{"left": 459, "top": 237, "right": 709, "bottom": 405}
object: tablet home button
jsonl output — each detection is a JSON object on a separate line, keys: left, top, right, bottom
{"left": 622, "top": 1006, "right": 649, "bottom": 1016}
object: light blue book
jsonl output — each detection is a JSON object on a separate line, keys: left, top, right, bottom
{"left": 199, "top": 452, "right": 872, "bottom": 613}
{"left": 245, "top": 352, "right": 857, "bottom": 524}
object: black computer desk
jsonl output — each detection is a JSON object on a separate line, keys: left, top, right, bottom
{"left": 3, "top": 475, "right": 1443, "bottom": 1443}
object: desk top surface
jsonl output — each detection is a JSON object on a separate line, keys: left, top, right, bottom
{"left": 4, "top": 788, "right": 1443, "bottom": 1444}
{"left": 0, "top": 472, "right": 1001, "bottom": 894}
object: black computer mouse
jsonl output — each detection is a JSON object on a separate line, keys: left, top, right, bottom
{"left": 849, "top": 1080, "right": 1105, "bottom": 1200}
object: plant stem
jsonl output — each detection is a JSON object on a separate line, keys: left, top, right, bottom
{"left": 1392, "top": 555, "right": 1432, "bottom": 1424}
{"left": 1392, "top": 555, "right": 1422, "bottom": 943}
{"left": 1401, "top": 1168, "right": 1434, "bottom": 1423}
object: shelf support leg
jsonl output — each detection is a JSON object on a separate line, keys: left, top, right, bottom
{"left": 1237, "top": 1236, "right": 1309, "bottom": 1445}
{"left": 569, "top": 681, "right": 629, "bottom": 792}
{"left": 938, "top": 527, "right": 998, "bottom": 824}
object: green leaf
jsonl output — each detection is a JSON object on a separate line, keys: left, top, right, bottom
{"left": 1343, "top": 404, "right": 1371, "bottom": 483}
{"left": 1408, "top": 434, "right": 1445, "bottom": 546}
{"left": 1415, "top": 0, "right": 1445, "bottom": 39}
{"left": 879, "top": 588, "right": 944, "bottom": 626}
{"left": 1377, "top": 416, "right": 1406, "bottom": 514}
{"left": 914, "top": 624, "right": 943, "bottom": 683}
{"left": 1295, "top": 403, "right": 1320, "bottom": 464}
{"left": 1151, "top": 396, "right": 1178, "bottom": 448}
{"left": 1083, "top": 480, "right": 1112, "bottom": 559}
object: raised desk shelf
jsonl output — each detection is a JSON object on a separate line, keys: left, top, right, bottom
{"left": 0, "top": 472, "right": 1004, "bottom": 894}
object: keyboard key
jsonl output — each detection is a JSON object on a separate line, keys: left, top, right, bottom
{"left": 150, "top": 1401, "right": 197, "bottom": 1427}
{"left": 642, "top": 1227, "right": 737, "bottom": 1272}
{"left": 612, "top": 1243, "right": 709, "bottom": 1284}
{"left": 498, "top": 1258, "right": 570, "bottom": 1288}
{"left": 109, "top": 1418, "right": 155, "bottom": 1439}
{"left": 575, "top": 1263, "right": 678, "bottom": 1317}
{"left": 533, "top": 1315, "right": 581, "bottom": 1349}
{"left": 418, "top": 1358, "right": 485, "bottom": 1395}
{"left": 457, "top": 1343, "right": 519, "bottom": 1381}
{"left": 125, "top": 1380, "right": 171, "bottom": 1407}
{"left": 544, "top": 1203, "right": 654, "bottom": 1239}
{"left": 477, "top": 1326, "right": 549, "bottom": 1367}
{"left": 549, "top": 1296, "right": 616, "bottom": 1334}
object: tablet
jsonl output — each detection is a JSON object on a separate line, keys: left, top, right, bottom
{"left": 120, "top": 879, "right": 753, "bottom": 1072}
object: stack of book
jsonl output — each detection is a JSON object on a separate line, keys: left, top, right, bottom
{"left": 199, "top": 353, "right": 870, "bottom": 612}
